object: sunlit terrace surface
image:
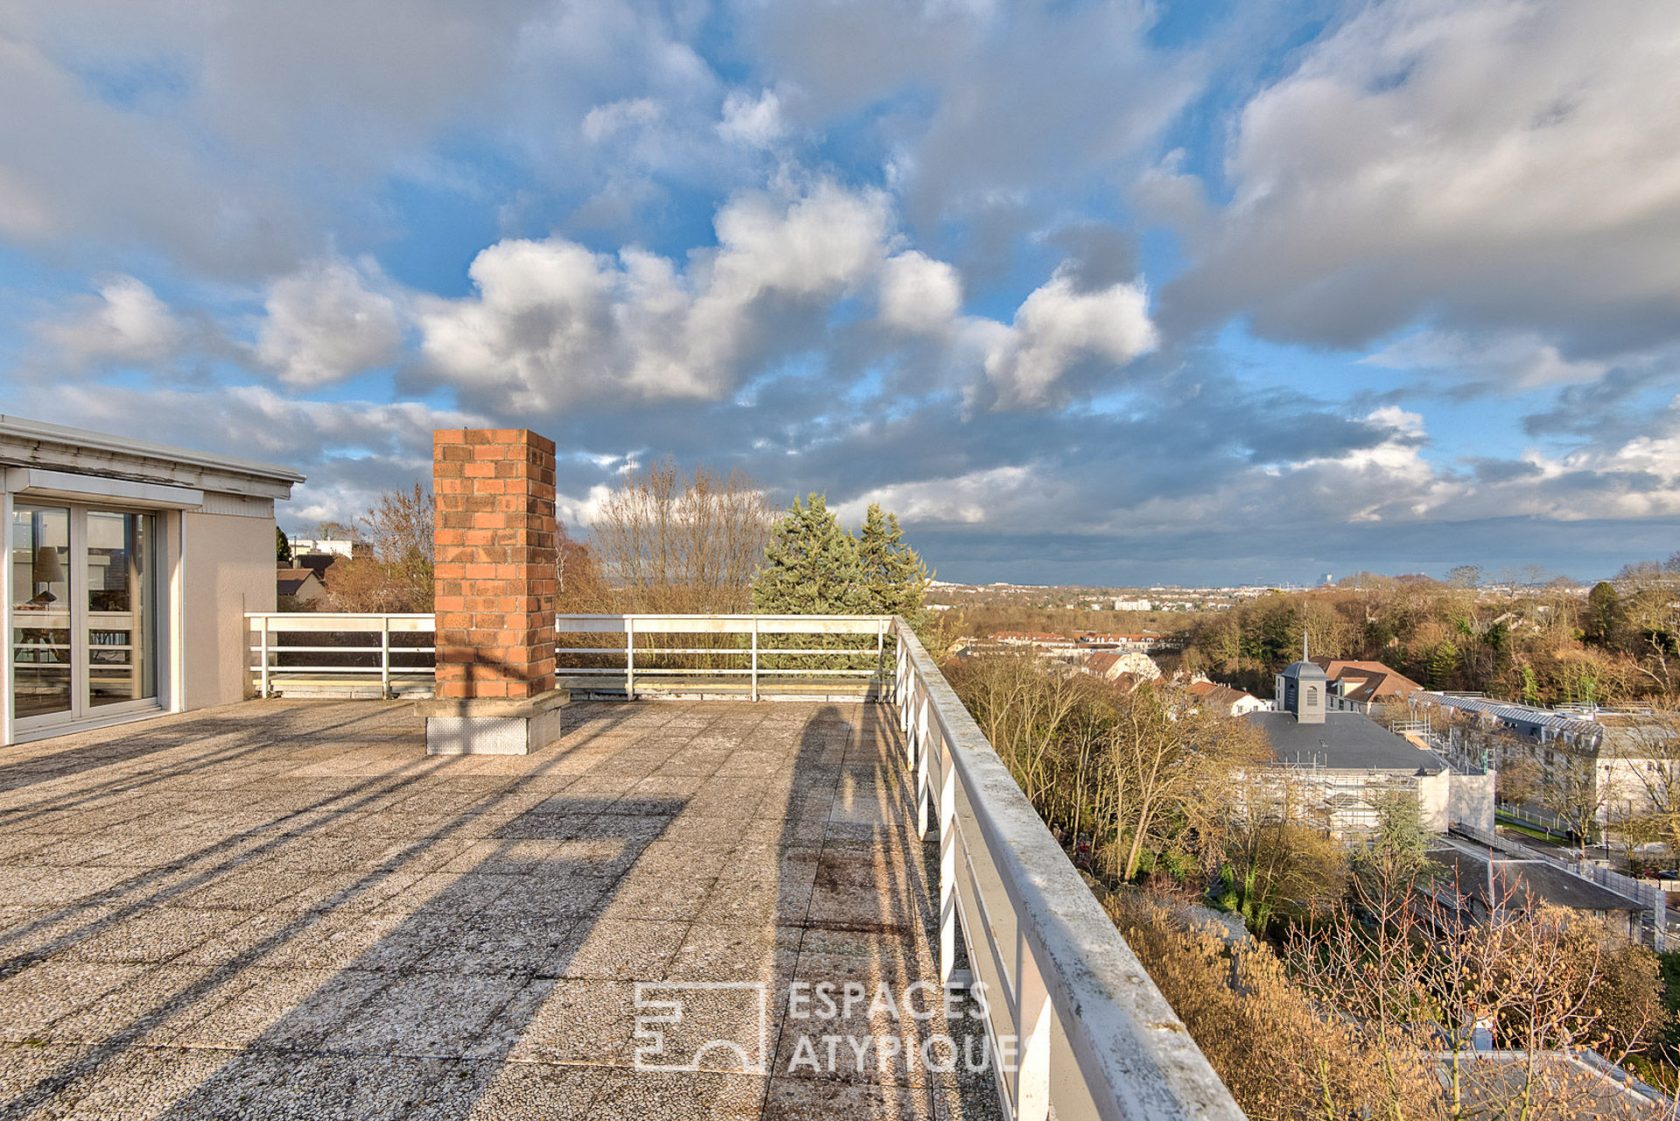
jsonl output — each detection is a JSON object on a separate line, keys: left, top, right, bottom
{"left": 0, "top": 699, "right": 998, "bottom": 1120}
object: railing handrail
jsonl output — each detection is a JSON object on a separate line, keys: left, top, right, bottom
{"left": 245, "top": 611, "right": 435, "bottom": 620}
{"left": 555, "top": 612, "right": 891, "bottom": 633}
{"left": 893, "top": 617, "right": 1245, "bottom": 1121}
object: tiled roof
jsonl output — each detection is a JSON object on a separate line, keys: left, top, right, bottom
{"left": 1312, "top": 659, "right": 1424, "bottom": 703}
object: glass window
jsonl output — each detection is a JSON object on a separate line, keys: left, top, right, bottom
{"left": 11, "top": 505, "right": 73, "bottom": 720}
{"left": 87, "top": 510, "right": 157, "bottom": 707}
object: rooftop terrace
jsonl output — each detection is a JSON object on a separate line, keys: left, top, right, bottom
{"left": 0, "top": 698, "right": 995, "bottom": 1120}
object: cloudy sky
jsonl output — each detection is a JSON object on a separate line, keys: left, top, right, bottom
{"left": 2, "top": 0, "right": 1678, "bottom": 585}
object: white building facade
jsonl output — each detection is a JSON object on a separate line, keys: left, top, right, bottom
{"left": 1, "top": 416, "right": 302, "bottom": 745}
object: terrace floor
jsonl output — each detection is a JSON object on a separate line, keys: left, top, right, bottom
{"left": 0, "top": 700, "right": 999, "bottom": 1120}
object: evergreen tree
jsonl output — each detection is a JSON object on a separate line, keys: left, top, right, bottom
{"left": 1585, "top": 580, "right": 1621, "bottom": 647}
{"left": 276, "top": 527, "right": 292, "bottom": 565}
{"left": 855, "top": 503, "right": 932, "bottom": 624}
{"left": 1426, "top": 639, "right": 1460, "bottom": 688}
{"left": 752, "top": 494, "right": 866, "bottom": 614}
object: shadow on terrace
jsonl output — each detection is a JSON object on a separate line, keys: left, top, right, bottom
{"left": 0, "top": 697, "right": 999, "bottom": 1120}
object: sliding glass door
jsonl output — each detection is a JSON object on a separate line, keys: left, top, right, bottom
{"left": 10, "top": 503, "right": 159, "bottom": 732}
{"left": 10, "top": 505, "right": 72, "bottom": 722}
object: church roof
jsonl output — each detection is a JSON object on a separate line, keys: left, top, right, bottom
{"left": 1247, "top": 711, "right": 1443, "bottom": 773}
{"left": 1279, "top": 659, "right": 1328, "bottom": 680}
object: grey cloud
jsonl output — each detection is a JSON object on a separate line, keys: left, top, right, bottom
{"left": 1161, "top": 2, "right": 1680, "bottom": 358}
{"left": 1045, "top": 223, "right": 1138, "bottom": 294}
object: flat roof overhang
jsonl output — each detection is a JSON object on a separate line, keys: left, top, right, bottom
{"left": 0, "top": 413, "right": 305, "bottom": 501}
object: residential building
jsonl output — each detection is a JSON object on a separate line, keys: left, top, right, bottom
{"left": 276, "top": 567, "right": 327, "bottom": 605}
{"left": 291, "top": 550, "right": 340, "bottom": 582}
{"left": 1083, "top": 649, "right": 1162, "bottom": 683}
{"left": 1248, "top": 659, "right": 1494, "bottom": 837}
{"left": 1186, "top": 678, "right": 1267, "bottom": 716}
{"left": 1413, "top": 692, "right": 1679, "bottom": 829}
{"left": 1312, "top": 657, "right": 1424, "bottom": 713}
{"left": 285, "top": 535, "right": 356, "bottom": 558}
{"left": 2, "top": 415, "right": 302, "bottom": 745}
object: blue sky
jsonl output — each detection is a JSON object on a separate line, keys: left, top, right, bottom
{"left": 2, "top": 0, "right": 1678, "bottom": 585}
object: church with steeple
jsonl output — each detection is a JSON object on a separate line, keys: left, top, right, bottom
{"left": 1244, "top": 638, "right": 1491, "bottom": 837}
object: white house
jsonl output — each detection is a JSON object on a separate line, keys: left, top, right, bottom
{"left": 2, "top": 415, "right": 302, "bottom": 745}
{"left": 1248, "top": 659, "right": 1495, "bottom": 838}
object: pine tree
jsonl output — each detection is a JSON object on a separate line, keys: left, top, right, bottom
{"left": 855, "top": 504, "right": 932, "bottom": 625}
{"left": 752, "top": 494, "right": 866, "bottom": 614}
{"left": 1426, "top": 640, "right": 1460, "bottom": 689}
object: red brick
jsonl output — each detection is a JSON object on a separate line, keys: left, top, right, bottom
{"left": 433, "top": 427, "right": 559, "bottom": 700}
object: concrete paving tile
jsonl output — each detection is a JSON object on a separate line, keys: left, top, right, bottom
{"left": 696, "top": 873, "right": 816, "bottom": 928}
{"left": 667, "top": 923, "right": 802, "bottom": 987}
{"left": 0, "top": 700, "right": 1000, "bottom": 1119}
{"left": 169, "top": 867, "right": 333, "bottom": 912}
{"left": 559, "top": 918, "right": 689, "bottom": 981}
{"left": 764, "top": 1075, "right": 943, "bottom": 1120}
{"left": 0, "top": 1041, "right": 99, "bottom": 1106}
{"left": 603, "top": 863, "right": 718, "bottom": 922}
{"left": 158, "top": 1051, "right": 438, "bottom": 1121}
{"left": 240, "top": 969, "right": 391, "bottom": 1051}
{"left": 444, "top": 1059, "right": 610, "bottom": 1119}
{"left": 770, "top": 1011, "right": 940, "bottom": 1088}
{"left": 28, "top": 1044, "right": 233, "bottom": 1120}
{"left": 0, "top": 866, "right": 133, "bottom": 907}
{"left": 57, "top": 906, "right": 250, "bottom": 965}
{"left": 504, "top": 978, "right": 639, "bottom": 1065}
{"left": 325, "top": 972, "right": 526, "bottom": 1056}
{"left": 166, "top": 967, "right": 345, "bottom": 1048}
{"left": 589, "top": 1068, "right": 768, "bottom": 1120}
{"left": 248, "top": 908, "right": 408, "bottom": 971}
{"left": 0, "top": 961, "right": 140, "bottom": 1041}
{"left": 34, "top": 962, "right": 231, "bottom": 1045}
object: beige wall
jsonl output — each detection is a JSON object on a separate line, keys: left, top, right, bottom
{"left": 1447, "top": 770, "right": 1496, "bottom": 833}
{"left": 181, "top": 509, "right": 275, "bottom": 710}
{"left": 1416, "top": 770, "right": 1451, "bottom": 832}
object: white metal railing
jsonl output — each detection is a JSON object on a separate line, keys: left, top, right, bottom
{"left": 246, "top": 612, "right": 435, "bottom": 698}
{"left": 554, "top": 613, "right": 892, "bottom": 700}
{"left": 891, "top": 619, "right": 1244, "bottom": 1121}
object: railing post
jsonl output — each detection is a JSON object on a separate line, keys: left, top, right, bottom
{"left": 917, "top": 699, "right": 932, "bottom": 839}
{"left": 625, "top": 616, "right": 636, "bottom": 700}
{"left": 939, "top": 752, "right": 958, "bottom": 984}
{"left": 380, "top": 615, "right": 392, "bottom": 698}
{"left": 875, "top": 618, "right": 885, "bottom": 701}
{"left": 1014, "top": 956, "right": 1053, "bottom": 1121}
{"left": 258, "top": 615, "right": 270, "bottom": 698}
{"left": 750, "top": 616, "right": 760, "bottom": 703}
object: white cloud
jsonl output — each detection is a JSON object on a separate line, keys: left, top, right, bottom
{"left": 834, "top": 465, "right": 1045, "bottom": 527}
{"left": 582, "top": 98, "right": 665, "bottom": 144}
{"left": 256, "top": 259, "right": 403, "bottom": 387}
{"left": 878, "top": 251, "right": 962, "bottom": 334}
{"left": 416, "top": 180, "right": 1166, "bottom": 414}
{"left": 717, "top": 89, "right": 786, "bottom": 149}
{"left": 416, "top": 180, "right": 895, "bottom": 409}
{"left": 38, "top": 275, "right": 184, "bottom": 368}
{"left": 981, "top": 271, "right": 1157, "bottom": 407}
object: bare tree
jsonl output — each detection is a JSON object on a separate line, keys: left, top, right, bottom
{"left": 322, "top": 484, "right": 434, "bottom": 613}
{"left": 1542, "top": 752, "right": 1609, "bottom": 856}
{"left": 589, "top": 459, "right": 774, "bottom": 612}
{"left": 1105, "top": 681, "right": 1269, "bottom": 882}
